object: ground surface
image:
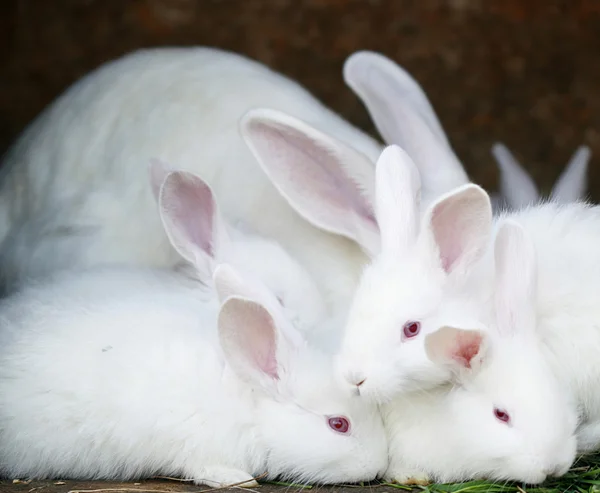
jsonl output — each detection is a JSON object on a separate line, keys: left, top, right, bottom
{"left": 1, "top": 479, "right": 406, "bottom": 493}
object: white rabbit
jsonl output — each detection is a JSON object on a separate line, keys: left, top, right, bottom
{"left": 490, "top": 142, "right": 591, "bottom": 211}
{"left": 0, "top": 257, "right": 388, "bottom": 486}
{"left": 337, "top": 145, "right": 600, "bottom": 459}
{"left": 382, "top": 220, "right": 578, "bottom": 485}
{"left": 148, "top": 160, "right": 328, "bottom": 339}
{"left": 0, "top": 47, "right": 383, "bottom": 315}
{"left": 0, "top": 47, "right": 476, "bottom": 318}
{"left": 336, "top": 145, "right": 493, "bottom": 401}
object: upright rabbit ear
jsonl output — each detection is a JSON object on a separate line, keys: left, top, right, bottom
{"left": 240, "top": 108, "right": 380, "bottom": 257}
{"left": 425, "top": 326, "right": 488, "bottom": 378}
{"left": 375, "top": 145, "right": 421, "bottom": 255}
{"left": 550, "top": 145, "right": 591, "bottom": 203}
{"left": 148, "top": 158, "right": 174, "bottom": 201}
{"left": 491, "top": 142, "right": 539, "bottom": 209}
{"left": 218, "top": 295, "right": 299, "bottom": 393}
{"left": 158, "top": 171, "right": 231, "bottom": 281}
{"left": 493, "top": 220, "right": 537, "bottom": 336}
{"left": 421, "top": 184, "right": 493, "bottom": 278}
{"left": 343, "top": 50, "right": 469, "bottom": 203}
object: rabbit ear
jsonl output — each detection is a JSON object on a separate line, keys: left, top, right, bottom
{"left": 343, "top": 50, "right": 469, "bottom": 202}
{"left": 375, "top": 145, "right": 421, "bottom": 254}
{"left": 550, "top": 145, "right": 591, "bottom": 203}
{"left": 493, "top": 220, "right": 537, "bottom": 336}
{"left": 421, "top": 184, "right": 493, "bottom": 278}
{"left": 425, "top": 325, "right": 488, "bottom": 376}
{"left": 491, "top": 142, "right": 539, "bottom": 209}
{"left": 218, "top": 295, "right": 300, "bottom": 392}
{"left": 148, "top": 158, "right": 174, "bottom": 201}
{"left": 240, "top": 108, "right": 380, "bottom": 257}
{"left": 159, "top": 171, "right": 231, "bottom": 281}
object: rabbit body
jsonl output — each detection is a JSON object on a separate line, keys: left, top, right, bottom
{"left": 0, "top": 264, "right": 388, "bottom": 486}
{"left": 0, "top": 47, "right": 383, "bottom": 312}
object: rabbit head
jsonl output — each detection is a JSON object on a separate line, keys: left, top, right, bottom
{"left": 336, "top": 145, "right": 493, "bottom": 402}
{"left": 213, "top": 264, "right": 388, "bottom": 484}
{"left": 385, "top": 220, "right": 578, "bottom": 485}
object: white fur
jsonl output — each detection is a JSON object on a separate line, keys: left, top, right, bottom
{"left": 0, "top": 47, "right": 383, "bottom": 316}
{"left": 149, "top": 162, "right": 328, "bottom": 340}
{"left": 337, "top": 146, "right": 600, "bottom": 460}
{"left": 0, "top": 262, "right": 387, "bottom": 486}
{"left": 336, "top": 144, "right": 600, "bottom": 483}
{"left": 490, "top": 142, "right": 591, "bottom": 211}
{"left": 337, "top": 145, "right": 493, "bottom": 401}
{"left": 0, "top": 47, "right": 477, "bottom": 320}
{"left": 382, "top": 220, "right": 579, "bottom": 485}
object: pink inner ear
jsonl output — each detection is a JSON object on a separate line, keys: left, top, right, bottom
{"left": 235, "top": 300, "right": 280, "bottom": 380}
{"left": 243, "top": 320, "right": 279, "bottom": 380}
{"left": 164, "top": 173, "right": 215, "bottom": 257}
{"left": 431, "top": 201, "right": 464, "bottom": 273}
{"left": 249, "top": 120, "right": 377, "bottom": 234}
{"left": 452, "top": 330, "right": 483, "bottom": 369}
{"left": 257, "top": 345, "right": 279, "bottom": 380}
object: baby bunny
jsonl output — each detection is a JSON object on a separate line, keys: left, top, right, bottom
{"left": 0, "top": 259, "right": 388, "bottom": 486}
{"left": 490, "top": 142, "right": 591, "bottom": 211}
{"left": 336, "top": 145, "right": 493, "bottom": 401}
{"left": 382, "top": 220, "right": 578, "bottom": 485}
{"left": 337, "top": 145, "right": 600, "bottom": 460}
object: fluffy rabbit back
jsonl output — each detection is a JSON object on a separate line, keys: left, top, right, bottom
{"left": 0, "top": 47, "right": 382, "bottom": 312}
{"left": 0, "top": 266, "right": 228, "bottom": 482}
{"left": 0, "top": 262, "right": 387, "bottom": 486}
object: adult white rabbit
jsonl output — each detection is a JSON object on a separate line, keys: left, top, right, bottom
{"left": 381, "top": 220, "right": 578, "bottom": 485}
{"left": 490, "top": 143, "right": 591, "bottom": 211}
{"left": 0, "top": 47, "right": 382, "bottom": 314}
{"left": 0, "top": 259, "right": 388, "bottom": 486}
{"left": 0, "top": 47, "right": 475, "bottom": 316}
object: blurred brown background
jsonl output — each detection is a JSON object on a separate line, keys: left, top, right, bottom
{"left": 1, "top": 0, "right": 599, "bottom": 197}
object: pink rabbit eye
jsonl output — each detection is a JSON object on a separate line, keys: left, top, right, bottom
{"left": 402, "top": 321, "right": 421, "bottom": 339}
{"left": 328, "top": 416, "right": 350, "bottom": 434}
{"left": 494, "top": 408, "right": 511, "bottom": 424}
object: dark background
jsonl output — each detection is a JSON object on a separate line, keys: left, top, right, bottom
{"left": 1, "top": 0, "right": 599, "bottom": 197}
